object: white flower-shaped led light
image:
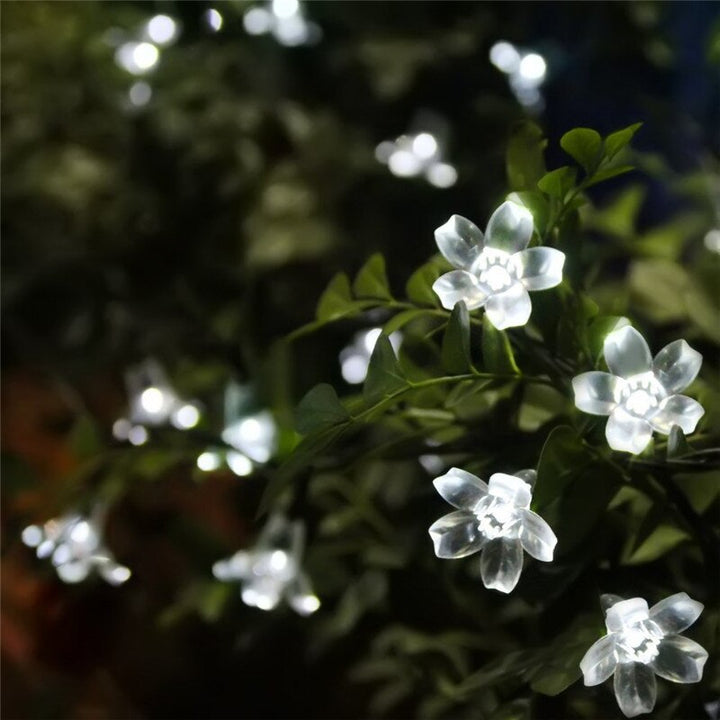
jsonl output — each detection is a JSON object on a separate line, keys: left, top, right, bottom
{"left": 22, "top": 511, "right": 131, "bottom": 586}
{"left": 431, "top": 202, "right": 565, "bottom": 329}
{"left": 573, "top": 326, "right": 704, "bottom": 454}
{"left": 213, "top": 515, "right": 320, "bottom": 615}
{"left": 339, "top": 328, "right": 402, "bottom": 384}
{"left": 375, "top": 131, "right": 458, "bottom": 188}
{"left": 428, "top": 468, "right": 557, "bottom": 593}
{"left": 580, "top": 593, "right": 708, "bottom": 718}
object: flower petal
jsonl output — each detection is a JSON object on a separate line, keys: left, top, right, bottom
{"left": 603, "top": 326, "right": 652, "bottom": 379}
{"left": 650, "top": 635, "right": 708, "bottom": 684}
{"left": 432, "top": 270, "right": 489, "bottom": 311}
{"left": 573, "top": 371, "right": 623, "bottom": 416}
{"left": 649, "top": 395, "right": 704, "bottom": 435}
{"left": 653, "top": 340, "right": 703, "bottom": 393}
{"left": 480, "top": 538, "right": 523, "bottom": 593}
{"left": 433, "top": 468, "right": 489, "bottom": 510}
{"left": 485, "top": 282, "right": 532, "bottom": 329}
{"left": 513, "top": 247, "right": 565, "bottom": 291}
{"left": 484, "top": 201, "right": 534, "bottom": 253}
{"left": 488, "top": 473, "right": 532, "bottom": 508}
{"left": 285, "top": 572, "right": 321, "bottom": 616}
{"left": 520, "top": 510, "right": 557, "bottom": 561}
{"left": 56, "top": 560, "right": 91, "bottom": 584}
{"left": 606, "top": 407, "right": 653, "bottom": 455}
{"left": 434, "top": 215, "right": 484, "bottom": 269}
{"left": 580, "top": 635, "right": 618, "bottom": 686}
{"left": 429, "top": 511, "right": 484, "bottom": 559}
{"left": 515, "top": 469, "right": 537, "bottom": 487}
{"left": 613, "top": 662, "right": 657, "bottom": 718}
{"left": 649, "top": 592, "right": 704, "bottom": 635}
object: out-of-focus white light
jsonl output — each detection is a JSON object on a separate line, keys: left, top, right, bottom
{"left": 57, "top": 562, "right": 90, "bottom": 584}
{"left": 113, "top": 418, "right": 131, "bottom": 440}
{"left": 146, "top": 15, "right": 178, "bottom": 45}
{"left": 275, "top": 15, "right": 309, "bottom": 46}
{"left": 227, "top": 452, "right": 253, "bottom": 477}
{"left": 489, "top": 41, "right": 521, "bottom": 74}
{"left": 22, "top": 525, "right": 43, "bottom": 547}
{"left": 213, "top": 560, "right": 230, "bottom": 580}
{"left": 128, "top": 425, "right": 149, "bottom": 446}
{"left": 272, "top": 0, "right": 300, "bottom": 19}
{"left": 128, "top": 81, "right": 152, "bottom": 107}
{"left": 362, "top": 328, "right": 383, "bottom": 354}
{"left": 704, "top": 228, "right": 720, "bottom": 254}
{"left": 238, "top": 417, "right": 262, "bottom": 443}
{"left": 197, "top": 451, "right": 222, "bottom": 472}
{"left": 388, "top": 149, "right": 422, "bottom": 177}
{"left": 519, "top": 53, "right": 546, "bottom": 82}
{"left": 69, "top": 521, "right": 91, "bottom": 544}
{"left": 341, "top": 355, "right": 368, "bottom": 384}
{"left": 427, "top": 162, "right": 458, "bottom": 188}
{"left": 140, "top": 387, "right": 165, "bottom": 414}
{"left": 115, "top": 42, "right": 159, "bottom": 75}
{"left": 171, "top": 404, "right": 200, "bottom": 429}
{"left": 295, "top": 594, "right": 320, "bottom": 615}
{"left": 37, "top": 540, "right": 55, "bottom": 558}
{"left": 270, "top": 550, "right": 289, "bottom": 571}
{"left": 412, "top": 132, "right": 438, "bottom": 160}
{"left": 244, "top": 7, "right": 273, "bottom": 34}
{"left": 206, "top": 8, "right": 223, "bottom": 32}
{"left": 375, "top": 141, "right": 396, "bottom": 163}
{"left": 105, "top": 565, "right": 131, "bottom": 585}
{"left": 52, "top": 544, "right": 72, "bottom": 566}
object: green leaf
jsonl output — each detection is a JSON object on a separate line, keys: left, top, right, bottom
{"left": 537, "top": 166, "right": 577, "bottom": 199}
{"left": 316, "top": 272, "right": 355, "bottom": 321}
{"left": 560, "top": 128, "right": 602, "bottom": 175}
{"left": 383, "top": 308, "right": 429, "bottom": 335}
{"left": 625, "top": 525, "right": 689, "bottom": 565}
{"left": 629, "top": 259, "right": 690, "bottom": 323}
{"left": 506, "top": 122, "right": 547, "bottom": 191}
{"left": 667, "top": 426, "right": 691, "bottom": 459}
{"left": 603, "top": 122, "right": 642, "bottom": 161}
{"left": 364, "top": 334, "right": 407, "bottom": 405}
{"left": 441, "top": 302, "right": 472, "bottom": 374}
{"left": 584, "top": 164, "right": 635, "bottom": 188}
{"left": 296, "top": 383, "right": 350, "bottom": 435}
{"left": 406, "top": 260, "right": 444, "bottom": 306}
{"left": 353, "top": 253, "right": 393, "bottom": 300}
{"left": 506, "top": 191, "right": 550, "bottom": 237}
{"left": 481, "top": 314, "right": 519, "bottom": 375}
{"left": 533, "top": 426, "right": 591, "bottom": 509}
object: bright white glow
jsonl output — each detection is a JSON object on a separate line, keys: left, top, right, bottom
{"left": 197, "top": 451, "right": 222, "bottom": 472}
{"left": 105, "top": 565, "right": 131, "bottom": 585}
{"left": 519, "top": 53, "right": 547, "bottom": 81}
{"left": 375, "top": 141, "right": 396, "bottom": 164}
{"left": 489, "top": 41, "right": 521, "bottom": 74}
{"left": 244, "top": 7, "right": 273, "bottom": 34}
{"left": 270, "top": 550, "right": 289, "bottom": 571}
{"left": 426, "top": 162, "right": 458, "bottom": 188}
{"left": 295, "top": 594, "right": 321, "bottom": 615}
{"left": 113, "top": 418, "right": 131, "bottom": 440}
{"left": 238, "top": 417, "right": 263, "bottom": 443}
{"left": 69, "top": 521, "right": 91, "bottom": 544}
{"left": 272, "top": 0, "right": 300, "bottom": 18}
{"left": 37, "top": 540, "right": 55, "bottom": 558}
{"left": 362, "top": 328, "right": 383, "bottom": 354}
{"left": 116, "top": 42, "right": 160, "bottom": 75}
{"left": 704, "top": 228, "right": 720, "bottom": 254}
{"left": 57, "top": 562, "right": 89, "bottom": 584}
{"left": 388, "top": 149, "right": 422, "bottom": 177}
{"left": 341, "top": 354, "right": 368, "bottom": 384}
{"left": 140, "top": 387, "right": 165, "bottom": 414}
{"left": 171, "top": 404, "right": 200, "bottom": 429}
{"left": 52, "top": 544, "right": 72, "bottom": 566}
{"left": 275, "top": 15, "right": 309, "bottom": 46}
{"left": 212, "top": 560, "right": 231, "bottom": 580}
{"left": 22, "top": 525, "right": 43, "bottom": 547}
{"left": 206, "top": 8, "right": 223, "bottom": 32}
{"left": 146, "top": 15, "right": 178, "bottom": 45}
{"left": 128, "top": 81, "right": 152, "bottom": 107}
{"left": 227, "top": 451, "right": 253, "bottom": 477}
{"left": 128, "top": 425, "right": 149, "bottom": 446}
{"left": 412, "top": 133, "right": 438, "bottom": 160}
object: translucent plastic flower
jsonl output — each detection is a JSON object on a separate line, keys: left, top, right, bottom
{"left": 22, "top": 511, "right": 131, "bottom": 586}
{"left": 580, "top": 593, "right": 708, "bottom": 718}
{"left": 212, "top": 515, "right": 320, "bottom": 616}
{"left": 573, "top": 326, "right": 704, "bottom": 454}
{"left": 428, "top": 468, "right": 557, "bottom": 593}
{"left": 431, "top": 202, "right": 565, "bottom": 329}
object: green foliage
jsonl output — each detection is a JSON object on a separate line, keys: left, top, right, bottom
{"left": 481, "top": 315, "right": 520, "bottom": 375}
{"left": 296, "top": 383, "right": 350, "bottom": 435}
{"left": 363, "top": 335, "right": 407, "bottom": 404}
{"left": 441, "top": 302, "right": 473, "bottom": 374}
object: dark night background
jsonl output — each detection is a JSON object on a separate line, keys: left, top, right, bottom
{"left": 2, "top": 2, "right": 719, "bottom": 719}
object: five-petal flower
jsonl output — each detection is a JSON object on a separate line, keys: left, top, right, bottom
{"left": 573, "top": 325, "right": 704, "bottom": 454}
{"left": 580, "top": 593, "right": 708, "bottom": 718}
{"left": 431, "top": 201, "right": 565, "bottom": 329}
{"left": 428, "top": 468, "right": 557, "bottom": 593}
{"left": 212, "top": 514, "right": 320, "bottom": 616}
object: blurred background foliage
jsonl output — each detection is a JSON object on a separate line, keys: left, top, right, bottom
{"left": 2, "top": 1, "right": 719, "bottom": 719}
